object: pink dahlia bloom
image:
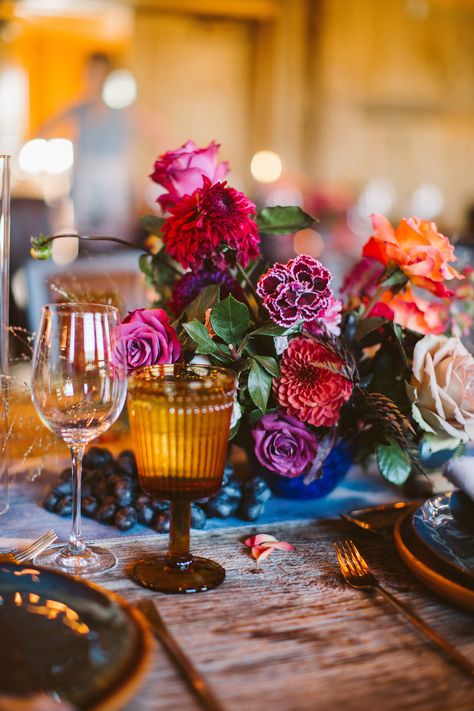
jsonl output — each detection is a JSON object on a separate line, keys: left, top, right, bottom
{"left": 305, "top": 295, "right": 342, "bottom": 337}
{"left": 257, "top": 254, "right": 333, "bottom": 327}
{"left": 151, "top": 140, "right": 228, "bottom": 212}
{"left": 113, "top": 308, "right": 181, "bottom": 374}
{"left": 274, "top": 335, "right": 353, "bottom": 427}
{"left": 162, "top": 178, "right": 261, "bottom": 270}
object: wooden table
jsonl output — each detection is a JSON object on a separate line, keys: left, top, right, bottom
{"left": 87, "top": 520, "right": 473, "bottom": 711}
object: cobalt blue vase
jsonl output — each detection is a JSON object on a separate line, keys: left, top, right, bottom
{"left": 264, "top": 439, "right": 353, "bottom": 500}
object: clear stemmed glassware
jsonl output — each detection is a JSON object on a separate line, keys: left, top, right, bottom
{"left": 127, "top": 364, "right": 237, "bottom": 593}
{"left": 31, "top": 303, "right": 127, "bottom": 574}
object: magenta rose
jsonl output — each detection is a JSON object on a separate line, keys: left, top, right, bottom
{"left": 151, "top": 140, "right": 229, "bottom": 212}
{"left": 252, "top": 412, "right": 319, "bottom": 478}
{"left": 114, "top": 308, "right": 181, "bottom": 374}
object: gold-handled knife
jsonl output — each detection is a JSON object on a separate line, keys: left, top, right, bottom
{"left": 137, "top": 599, "right": 225, "bottom": 711}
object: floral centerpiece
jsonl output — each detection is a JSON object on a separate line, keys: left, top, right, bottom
{"left": 32, "top": 140, "right": 474, "bottom": 511}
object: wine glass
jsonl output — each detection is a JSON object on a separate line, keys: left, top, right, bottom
{"left": 127, "top": 364, "right": 236, "bottom": 593}
{"left": 31, "top": 303, "right": 127, "bottom": 574}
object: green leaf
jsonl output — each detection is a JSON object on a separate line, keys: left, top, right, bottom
{"left": 185, "top": 285, "right": 220, "bottom": 322}
{"left": 248, "top": 359, "right": 272, "bottom": 413}
{"left": 252, "top": 355, "right": 280, "bottom": 377}
{"left": 392, "top": 322, "right": 409, "bottom": 369}
{"left": 256, "top": 206, "right": 315, "bottom": 234}
{"left": 139, "top": 253, "right": 153, "bottom": 278}
{"left": 376, "top": 439, "right": 411, "bottom": 485}
{"left": 355, "top": 317, "right": 384, "bottom": 341}
{"left": 182, "top": 320, "right": 217, "bottom": 354}
{"left": 210, "top": 295, "right": 251, "bottom": 344}
{"left": 249, "top": 321, "right": 301, "bottom": 337}
{"left": 140, "top": 215, "right": 166, "bottom": 235}
{"left": 380, "top": 267, "right": 408, "bottom": 290}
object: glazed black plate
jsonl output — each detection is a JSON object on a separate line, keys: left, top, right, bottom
{"left": 0, "top": 563, "right": 151, "bottom": 709}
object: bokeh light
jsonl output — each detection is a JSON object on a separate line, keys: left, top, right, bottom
{"left": 409, "top": 183, "right": 444, "bottom": 219}
{"left": 18, "top": 138, "right": 74, "bottom": 174}
{"left": 102, "top": 69, "right": 137, "bottom": 109}
{"left": 293, "top": 229, "right": 324, "bottom": 258}
{"left": 18, "top": 138, "right": 48, "bottom": 174}
{"left": 250, "top": 150, "right": 283, "bottom": 183}
{"left": 46, "top": 138, "right": 74, "bottom": 174}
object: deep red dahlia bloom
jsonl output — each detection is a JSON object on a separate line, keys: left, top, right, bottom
{"left": 161, "top": 178, "right": 261, "bottom": 270}
{"left": 274, "top": 336, "right": 353, "bottom": 427}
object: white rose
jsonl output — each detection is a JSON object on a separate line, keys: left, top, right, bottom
{"left": 407, "top": 335, "right": 474, "bottom": 443}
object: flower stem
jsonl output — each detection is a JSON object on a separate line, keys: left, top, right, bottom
{"left": 361, "top": 285, "right": 387, "bottom": 318}
{"left": 43, "top": 233, "right": 151, "bottom": 254}
{"left": 235, "top": 262, "right": 262, "bottom": 319}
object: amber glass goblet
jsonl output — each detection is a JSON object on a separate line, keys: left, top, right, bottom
{"left": 127, "top": 364, "right": 236, "bottom": 593}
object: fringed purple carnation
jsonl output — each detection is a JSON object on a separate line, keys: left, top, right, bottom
{"left": 257, "top": 254, "right": 333, "bottom": 327}
{"left": 169, "top": 268, "right": 245, "bottom": 316}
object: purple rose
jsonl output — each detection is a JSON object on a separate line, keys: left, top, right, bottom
{"left": 252, "top": 412, "right": 319, "bottom": 478}
{"left": 150, "top": 140, "right": 228, "bottom": 212}
{"left": 114, "top": 308, "right": 182, "bottom": 374}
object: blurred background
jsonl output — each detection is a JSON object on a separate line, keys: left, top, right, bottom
{"left": 0, "top": 0, "right": 473, "bottom": 338}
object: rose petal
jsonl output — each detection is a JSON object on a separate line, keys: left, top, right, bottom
{"left": 251, "top": 546, "right": 276, "bottom": 561}
{"left": 244, "top": 534, "right": 277, "bottom": 547}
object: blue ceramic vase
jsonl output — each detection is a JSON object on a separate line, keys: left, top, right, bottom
{"left": 263, "top": 439, "right": 353, "bottom": 500}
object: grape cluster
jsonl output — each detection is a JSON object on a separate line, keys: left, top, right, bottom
{"left": 43, "top": 447, "right": 272, "bottom": 532}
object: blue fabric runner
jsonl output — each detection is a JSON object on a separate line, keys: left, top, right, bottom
{"left": 0, "top": 466, "right": 408, "bottom": 547}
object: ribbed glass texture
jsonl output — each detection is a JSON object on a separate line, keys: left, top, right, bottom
{"left": 127, "top": 365, "right": 236, "bottom": 500}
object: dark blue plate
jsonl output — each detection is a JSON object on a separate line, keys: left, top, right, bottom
{"left": 0, "top": 563, "right": 151, "bottom": 709}
{"left": 412, "top": 492, "right": 474, "bottom": 580}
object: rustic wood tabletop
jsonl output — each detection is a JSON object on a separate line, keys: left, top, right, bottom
{"left": 87, "top": 520, "right": 474, "bottom": 711}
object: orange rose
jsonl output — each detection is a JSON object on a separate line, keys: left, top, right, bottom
{"left": 380, "top": 287, "right": 447, "bottom": 335}
{"left": 363, "top": 213, "right": 463, "bottom": 297}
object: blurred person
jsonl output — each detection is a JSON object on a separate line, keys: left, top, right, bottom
{"left": 39, "top": 52, "right": 133, "bottom": 242}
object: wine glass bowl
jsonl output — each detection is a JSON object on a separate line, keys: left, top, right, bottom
{"left": 127, "top": 364, "right": 236, "bottom": 593}
{"left": 31, "top": 303, "right": 127, "bottom": 574}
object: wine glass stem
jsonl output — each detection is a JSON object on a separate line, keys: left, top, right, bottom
{"left": 166, "top": 500, "right": 192, "bottom": 571}
{"left": 68, "top": 444, "right": 86, "bottom": 555}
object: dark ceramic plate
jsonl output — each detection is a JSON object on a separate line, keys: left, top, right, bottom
{"left": 0, "top": 563, "right": 151, "bottom": 709}
{"left": 394, "top": 512, "right": 474, "bottom": 612}
{"left": 412, "top": 492, "right": 474, "bottom": 579}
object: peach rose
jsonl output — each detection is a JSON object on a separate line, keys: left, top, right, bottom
{"left": 363, "top": 214, "right": 463, "bottom": 297}
{"left": 380, "top": 287, "right": 447, "bottom": 335}
{"left": 407, "top": 335, "right": 474, "bottom": 442}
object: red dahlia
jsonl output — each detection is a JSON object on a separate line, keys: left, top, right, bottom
{"left": 161, "top": 178, "right": 261, "bottom": 270}
{"left": 274, "top": 336, "right": 353, "bottom": 427}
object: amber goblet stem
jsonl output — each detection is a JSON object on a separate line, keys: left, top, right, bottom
{"left": 166, "top": 500, "right": 192, "bottom": 571}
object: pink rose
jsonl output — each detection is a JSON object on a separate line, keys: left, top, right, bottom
{"left": 114, "top": 308, "right": 181, "bottom": 374}
{"left": 151, "top": 140, "right": 228, "bottom": 211}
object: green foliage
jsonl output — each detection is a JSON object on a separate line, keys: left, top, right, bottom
{"left": 248, "top": 358, "right": 273, "bottom": 413}
{"left": 256, "top": 206, "right": 315, "bottom": 234}
{"left": 184, "top": 285, "right": 220, "bottom": 322}
{"left": 210, "top": 295, "right": 251, "bottom": 344}
{"left": 251, "top": 355, "right": 280, "bottom": 377}
{"left": 30, "top": 234, "right": 52, "bottom": 260}
{"left": 376, "top": 439, "right": 411, "bottom": 485}
{"left": 249, "top": 321, "right": 301, "bottom": 337}
{"left": 182, "top": 320, "right": 217, "bottom": 355}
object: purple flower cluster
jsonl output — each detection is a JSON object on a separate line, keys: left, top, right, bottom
{"left": 257, "top": 254, "right": 333, "bottom": 327}
{"left": 169, "top": 268, "right": 245, "bottom": 316}
{"left": 252, "top": 412, "right": 318, "bottom": 478}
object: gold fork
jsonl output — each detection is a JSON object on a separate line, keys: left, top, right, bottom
{"left": 334, "top": 539, "right": 474, "bottom": 677}
{"left": 0, "top": 529, "right": 58, "bottom": 564}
